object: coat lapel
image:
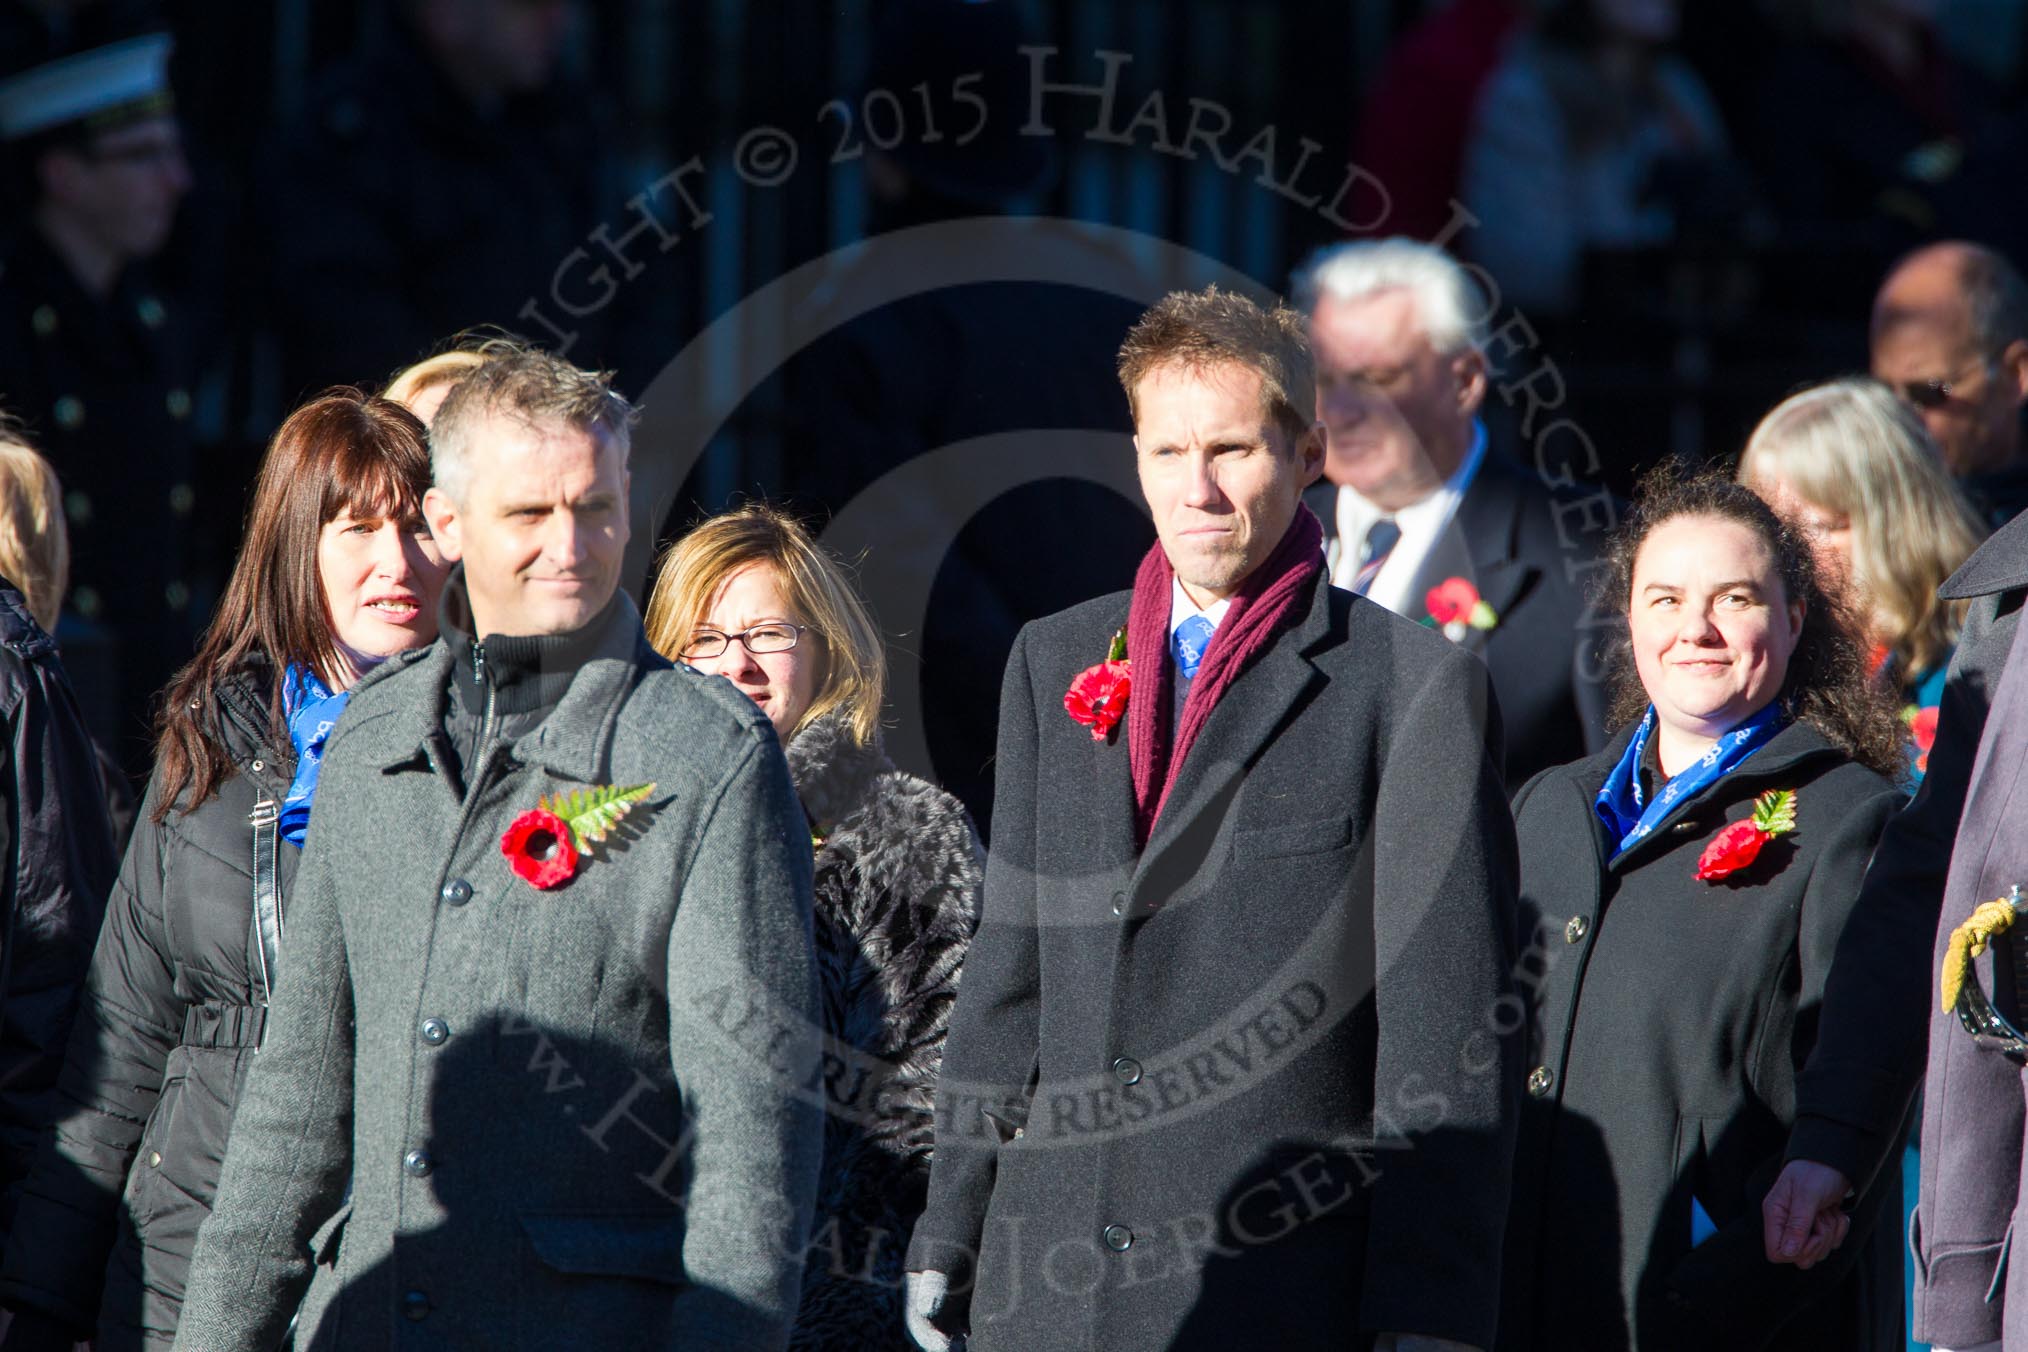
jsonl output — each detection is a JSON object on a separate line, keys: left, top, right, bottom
{"left": 1129, "top": 575, "right": 1331, "bottom": 899}
{"left": 1454, "top": 460, "right": 1538, "bottom": 655}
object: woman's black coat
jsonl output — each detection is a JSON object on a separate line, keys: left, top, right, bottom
{"left": 0, "top": 664, "right": 297, "bottom": 1349}
{"left": 784, "top": 714, "right": 981, "bottom": 1352}
{"left": 1498, "top": 718, "right": 1900, "bottom": 1352}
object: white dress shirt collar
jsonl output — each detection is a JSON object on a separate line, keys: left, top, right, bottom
{"left": 1169, "top": 576, "right": 1232, "bottom": 639}
{"left": 1329, "top": 419, "right": 1488, "bottom": 614}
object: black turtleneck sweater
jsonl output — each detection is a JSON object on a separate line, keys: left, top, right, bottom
{"left": 434, "top": 570, "right": 619, "bottom": 798}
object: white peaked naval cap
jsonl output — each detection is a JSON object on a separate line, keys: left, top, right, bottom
{"left": 0, "top": 33, "right": 174, "bottom": 142}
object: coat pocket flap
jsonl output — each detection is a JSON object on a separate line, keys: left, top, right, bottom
{"left": 1234, "top": 817, "right": 1353, "bottom": 859}
{"left": 520, "top": 1211, "right": 688, "bottom": 1285}
{"left": 307, "top": 1201, "right": 353, "bottom": 1266}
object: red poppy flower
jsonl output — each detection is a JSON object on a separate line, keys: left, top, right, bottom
{"left": 501, "top": 809, "right": 580, "bottom": 889}
{"left": 1909, "top": 705, "right": 1939, "bottom": 773}
{"left": 1064, "top": 660, "right": 1131, "bottom": 742}
{"left": 1425, "top": 577, "right": 1481, "bottom": 626}
{"left": 1694, "top": 819, "right": 1768, "bottom": 881}
{"left": 1694, "top": 788, "right": 1798, "bottom": 883}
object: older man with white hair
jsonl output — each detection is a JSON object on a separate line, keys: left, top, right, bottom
{"left": 1295, "top": 238, "right": 1607, "bottom": 784}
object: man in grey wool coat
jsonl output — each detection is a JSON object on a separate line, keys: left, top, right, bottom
{"left": 172, "top": 351, "right": 823, "bottom": 1350}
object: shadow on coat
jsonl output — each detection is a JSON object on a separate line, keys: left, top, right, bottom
{"left": 288, "top": 1013, "right": 773, "bottom": 1352}
{"left": 1500, "top": 1109, "right": 1628, "bottom": 1352}
{"left": 1168, "top": 1129, "right": 1512, "bottom": 1352}
{"left": 1632, "top": 1104, "right": 1904, "bottom": 1352}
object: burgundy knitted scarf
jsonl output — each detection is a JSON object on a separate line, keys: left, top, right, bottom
{"left": 1125, "top": 507, "right": 1324, "bottom": 844}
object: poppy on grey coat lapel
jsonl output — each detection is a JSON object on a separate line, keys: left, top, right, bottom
{"left": 909, "top": 572, "right": 1523, "bottom": 1351}
{"left": 168, "top": 591, "right": 824, "bottom": 1352}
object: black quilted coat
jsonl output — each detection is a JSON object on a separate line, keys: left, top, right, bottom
{"left": 785, "top": 715, "right": 981, "bottom": 1351}
{"left": 0, "top": 662, "right": 296, "bottom": 1349}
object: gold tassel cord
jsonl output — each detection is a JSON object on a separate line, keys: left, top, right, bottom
{"left": 1942, "top": 897, "right": 2020, "bottom": 1013}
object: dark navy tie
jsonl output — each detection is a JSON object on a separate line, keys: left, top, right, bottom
{"left": 1173, "top": 614, "right": 1215, "bottom": 680}
{"left": 1353, "top": 517, "right": 1400, "bottom": 595}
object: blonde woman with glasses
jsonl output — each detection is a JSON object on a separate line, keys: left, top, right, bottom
{"left": 645, "top": 502, "right": 980, "bottom": 1350}
{"left": 1739, "top": 376, "right": 1987, "bottom": 781}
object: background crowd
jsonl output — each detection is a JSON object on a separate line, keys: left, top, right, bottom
{"left": 3, "top": 0, "right": 2028, "bottom": 1349}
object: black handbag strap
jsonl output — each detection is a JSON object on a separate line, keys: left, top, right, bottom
{"left": 248, "top": 796, "right": 284, "bottom": 1044}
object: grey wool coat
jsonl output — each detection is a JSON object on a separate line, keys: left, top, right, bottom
{"left": 169, "top": 593, "right": 823, "bottom": 1352}
{"left": 785, "top": 714, "right": 981, "bottom": 1351}
{"left": 908, "top": 573, "right": 1523, "bottom": 1352}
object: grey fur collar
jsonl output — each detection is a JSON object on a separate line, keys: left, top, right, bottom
{"left": 786, "top": 714, "right": 895, "bottom": 829}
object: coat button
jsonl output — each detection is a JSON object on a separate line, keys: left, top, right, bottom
{"left": 1671, "top": 819, "right": 1703, "bottom": 835}
{"left": 403, "top": 1149, "right": 434, "bottom": 1178}
{"left": 1111, "top": 1057, "right": 1142, "bottom": 1085}
{"left": 1564, "top": 915, "right": 1588, "bottom": 944}
{"left": 250, "top": 759, "right": 264, "bottom": 773}
{"left": 441, "top": 878, "right": 473, "bottom": 906}
{"left": 1110, "top": 891, "right": 1126, "bottom": 917}
{"left": 149, "top": 1151, "right": 162, "bottom": 1167}
{"left": 1102, "top": 1224, "right": 1133, "bottom": 1252}
{"left": 402, "top": 1289, "right": 430, "bottom": 1321}
{"left": 421, "top": 1018, "right": 450, "bottom": 1046}
{"left": 1527, "top": 1066, "right": 1554, "bottom": 1098}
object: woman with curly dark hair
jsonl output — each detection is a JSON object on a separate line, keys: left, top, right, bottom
{"left": 1497, "top": 465, "right": 1906, "bottom": 1352}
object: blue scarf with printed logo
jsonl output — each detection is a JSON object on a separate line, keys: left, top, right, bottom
{"left": 1594, "top": 701, "right": 1788, "bottom": 857}
{"left": 279, "top": 664, "right": 350, "bottom": 847}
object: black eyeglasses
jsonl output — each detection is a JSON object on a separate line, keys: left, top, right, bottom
{"left": 1898, "top": 357, "right": 1994, "bottom": 411}
{"left": 680, "top": 623, "right": 810, "bottom": 660}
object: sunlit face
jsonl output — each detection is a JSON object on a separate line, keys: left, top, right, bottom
{"left": 317, "top": 503, "right": 449, "bottom": 689}
{"left": 422, "top": 413, "right": 629, "bottom": 637}
{"left": 1133, "top": 361, "right": 1323, "bottom": 605}
{"left": 1309, "top": 289, "right": 1485, "bottom": 511}
{"left": 1629, "top": 515, "right": 1805, "bottom": 745}
{"left": 1743, "top": 468, "right": 1855, "bottom": 600}
{"left": 680, "top": 563, "right": 820, "bottom": 740}
{"left": 43, "top": 115, "right": 191, "bottom": 263}
{"left": 1871, "top": 320, "right": 2017, "bottom": 478}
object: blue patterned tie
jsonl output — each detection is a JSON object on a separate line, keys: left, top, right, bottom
{"left": 1173, "top": 614, "right": 1216, "bottom": 679}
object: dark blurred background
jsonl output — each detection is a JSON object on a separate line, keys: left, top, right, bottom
{"left": 6, "top": 0, "right": 2027, "bottom": 813}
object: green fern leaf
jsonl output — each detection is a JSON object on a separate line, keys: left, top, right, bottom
{"left": 560, "top": 782, "right": 657, "bottom": 851}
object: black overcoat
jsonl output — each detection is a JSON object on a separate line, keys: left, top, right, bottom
{"left": 1499, "top": 720, "right": 1900, "bottom": 1351}
{"left": 909, "top": 573, "right": 1522, "bottom": 1351}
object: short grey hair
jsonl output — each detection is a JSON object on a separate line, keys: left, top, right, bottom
{"left": 428, "top": 347, "right": 638, "bottom": 506}
{"left": 1291, "top": 237, "right": 1491, "bottom": 356}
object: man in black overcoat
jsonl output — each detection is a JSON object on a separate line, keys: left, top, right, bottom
{"left": 1764, "top": 509, "right": 2028, "bottom": 1325}
{"left": 904, "top": 286, "right": 1521, "bottom": 1352}
{"left": 1292, "top": 238, "right": 1610, "bottom": 788}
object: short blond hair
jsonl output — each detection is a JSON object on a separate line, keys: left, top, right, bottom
{"left": 0, "top": 422, "right": 68, "bottom": 631}
{"left": 381, "top": 332, "right": 541, "bottom": 420}
{"left": 644, "top": 503, "right": 886, "bottom": 747}
{"left": 1739, "top": 377, "right": 1986, "bottom": 678}
{"left": 382, "top": 349, "right": 488, "bottom": 415}
{"left": 1117, "top": 285, "right": 1315, "bottom": 442}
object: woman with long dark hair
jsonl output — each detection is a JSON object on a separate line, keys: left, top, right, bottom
{"left": 1498, "top": 466, "right": 1906, "bottom": 1350}
{"left": 0, "top": 390, "right": 448, "bottom": 1350}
